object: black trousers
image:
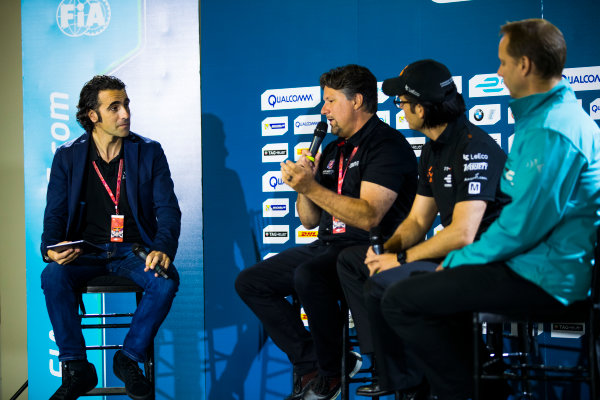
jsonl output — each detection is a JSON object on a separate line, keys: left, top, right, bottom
{"left": 380, "top": 261, "right": 564, "bottom": 400}
{"left": 235, "top": 240, "right": 357, "bottom": 376}
{"left": 337, "top": 245, "right": 374, "bottom": 353}
{"left": 364, "top": 258, "right": 438, "bottom": 391}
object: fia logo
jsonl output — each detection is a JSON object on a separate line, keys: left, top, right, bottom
{"left": 56, "top": 0, "right": 111, "bottom": 37}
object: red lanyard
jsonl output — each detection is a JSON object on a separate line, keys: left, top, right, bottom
{"left": 337, "top": 146, "right": 359, "bottom": 194}
{"left": 92, "top": 158, "right": 124, "bottom": 214}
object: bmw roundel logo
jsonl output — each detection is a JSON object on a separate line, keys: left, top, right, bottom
{"left": 474, "top": 109, "right": 484, "bottom": 121}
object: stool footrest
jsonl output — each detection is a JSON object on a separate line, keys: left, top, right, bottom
{"left": 86, "top": 345, "right": 123, "bottom": 350}
{"left": 82, "top": 323, "right": 131, "bottom": 329}
{"left": 84, "top": 387, "right": 127, "bottom": 395}
{"left": 81, "top": 313, "right": 135, "bottom": 318}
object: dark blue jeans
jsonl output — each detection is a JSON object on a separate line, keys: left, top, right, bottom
{"left": 41, "top": 242, "right": 179, "bottom": 363}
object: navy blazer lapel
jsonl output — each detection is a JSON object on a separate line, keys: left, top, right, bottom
{"left": 124, "top": 135, "right": 139, "bottom": 215}
{"left": 70, "top": 134, "right": 90, "bottom": 218}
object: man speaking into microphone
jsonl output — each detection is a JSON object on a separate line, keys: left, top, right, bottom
{"left": 236, "top": 64, "right": 418, "bottom": 400}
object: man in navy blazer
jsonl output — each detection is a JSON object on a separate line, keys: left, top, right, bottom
{"left": 41, "top": 75, "right": 181, "bottom": 400}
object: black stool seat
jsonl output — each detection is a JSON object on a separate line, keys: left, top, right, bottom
{"left": 66, "top": 274, "right": 155, "bottom": 398}
{"left": 80, "top": 274, "right": 144, "bottom": 293}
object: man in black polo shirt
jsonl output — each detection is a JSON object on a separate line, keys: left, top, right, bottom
{"left": 336, "top": 59, "right": 509, "bottom": 398}
{"left": 235, "top": 64, "right": 418, "bottom": 400}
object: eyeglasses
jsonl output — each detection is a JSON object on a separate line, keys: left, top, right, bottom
{"left": 393, "top": 96, "right": 413, "bottom": 109}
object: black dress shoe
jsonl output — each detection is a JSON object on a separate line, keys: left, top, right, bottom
{"left": 285, "top": 369, "right": 318, "bottom": 400}
{"left": 356, "top": 382, "right": 395, "bottom": 397}
{"left": 402, "top": 381, "right": 430, "bottom": 400}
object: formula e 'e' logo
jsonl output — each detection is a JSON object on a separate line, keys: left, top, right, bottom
{"left": 57, "top": 0, "right": 111, "bottom": 37}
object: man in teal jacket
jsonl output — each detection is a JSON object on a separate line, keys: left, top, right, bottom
{"left": 378, "top": 19, "right": 600, "bottom": 400}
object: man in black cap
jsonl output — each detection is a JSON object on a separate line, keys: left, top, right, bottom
{"left": 336, "top": 59, "right": 509, "bottom": 398}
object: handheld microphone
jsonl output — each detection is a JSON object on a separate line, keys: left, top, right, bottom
{"left": 132, "top": 243, "right": 169, "bottom": 279}
{"left": 370, "top": 227, "right": 384, "bottom": 255}
{"left": 306, "top": 121, "right": 328, "bottom": 163}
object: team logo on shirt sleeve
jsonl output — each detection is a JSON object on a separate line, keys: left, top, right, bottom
{"left": 468, "top": 182, "right": 481, "bottom": 194}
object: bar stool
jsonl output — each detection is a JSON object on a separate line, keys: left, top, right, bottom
{"left": 64, "top": 274, "right": 155, "bottom": 398}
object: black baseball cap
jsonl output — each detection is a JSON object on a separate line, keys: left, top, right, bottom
{"left": 382, "top": 59, "right": 457, "bottom": 103}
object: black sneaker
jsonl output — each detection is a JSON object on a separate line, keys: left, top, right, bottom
{"left": 285, "top": 369, "right": 318, "bottom": 400}
{"left": 302, "top": 374, "right": 341, "bottom": 400}
{"left": 113, "top": 350, "right": 152, "bottom": 400}
{"left": 50, "top": 360, "right": 98, "bottom": 400}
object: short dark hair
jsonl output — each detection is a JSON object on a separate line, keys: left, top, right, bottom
{"left": 319, "top": 65, "right": 378, "bottom": 114}
{"left": 76, "top": 75, "right": 126, "bottom": 133}
{"left": 405, "top": 92, "right": 466, "bottom": 129}
{"left": 500, "top": 19, "right": 566, "bottom": 80}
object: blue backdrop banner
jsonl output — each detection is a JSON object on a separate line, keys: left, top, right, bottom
{"left": 201, "top": 0, "right": 600, "bottom": 399}
{"left": 22, "top": 0, "right": 203, "bottom": 398}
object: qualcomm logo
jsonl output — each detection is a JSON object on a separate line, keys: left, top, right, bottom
{"left": 294, "top": 115, "right": 324, "bottom": 135}
{"left": 262, "top": 116, "right": 288, "bottom": 136}
{"left": 469, "top": 104, "right": 501, "bottom": 125}
{"left": 261, "top": 86, "right": 321, "bottom": 111}
{"left": 262, "top": 171, "right": 294, "bottom": 192}
{"left": 590, "top": 98, "right": 600, "bottom": 120}
{"left": 562, "top": 66, "right": 600, "bottom": 91}
{"left": 57, "top": 0, "right": 111, "bottom": 37}
{"left": 469, "top": 74, "right": 509, "bottom": 97}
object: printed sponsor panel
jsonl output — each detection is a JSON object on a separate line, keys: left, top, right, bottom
{"left": 294, "top": 114, "right": 325, "bottom": 135}
{"left": 294, "top": 141, "right": 315, "bottom": 161}
{"left": 551, "top": 322, "right": 585, "bottom": 339}
{"left": 262, "top": 171, "right": 294, "bottom": 192}
{"left": 562, "top": 66, "right": 600, "bottom": 91}
{"left": 406, "top": 137, "right": 426, "bottom": 157}
{"left": 263, "top": 198, "right": 290, "bottom": 217}
{"left": 507, "top": 107, "right": 514, "bottom": 124}
{"left": 395, "top": 110, "right": 410, "bottom": 129}
{"left": 590, "top": 98, "right": 600, "bottom": 120}
{"left": 261, "top": 86, "right": 321, "bottom": 111}
{"left": 488, "top": 133, "right": 501, "bottom": 148}
{"left": 468, "top": 104, "right": 501, "bottom": 125}
{"left": 263, "top": 224, "right": 290, "bottom": 244}
{"left": 453, "top": 76, "right": 463, "bottom": 94}
{"left": 468, "top": 74, "right": 510, "bottom": 97}
{"left": 376, "top": 110, "right": 390, "bottom": 125}
{"left": 295, "top": 225, "right": 318, "bottom": 244}
{"left": 262, "top": 143, "right": 288, "bottom": 163}
{"left": 262, "top": 116, "right": 289, "bottom": 136}
{"left": 377, "top": 81, "right": 389, "bottom": 104}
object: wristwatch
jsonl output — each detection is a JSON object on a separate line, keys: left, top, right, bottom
{"left": 396, "top": 251, "right": 407, "bottom": 265}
